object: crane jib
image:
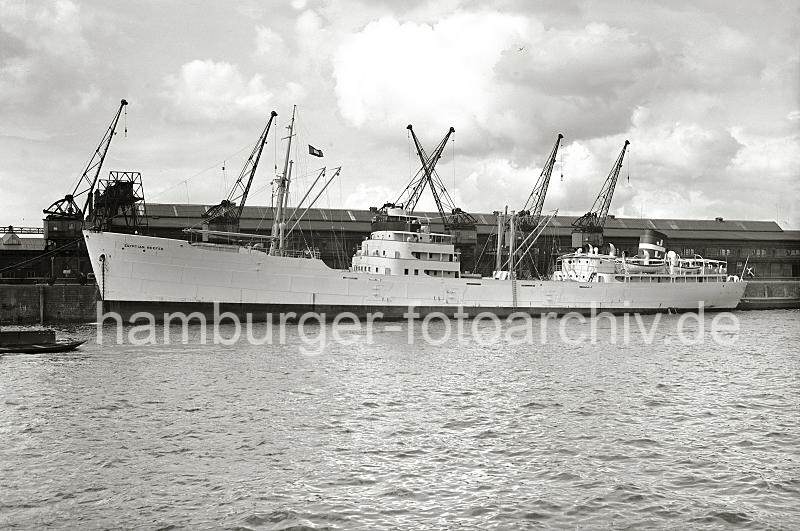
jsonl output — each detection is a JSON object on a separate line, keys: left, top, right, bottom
{"left": 43, "top": 99, "right": 128, "bottom": 220}
{"left": 572, "top": 140, "right": 630, "bottom": 233}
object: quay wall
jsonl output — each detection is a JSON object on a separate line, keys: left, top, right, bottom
{"left": 739, "top": 280, "right": 800, "bottom": 310}
{"left": 0, "top": 284, "right": 98, "bottom": 324}
{"left": 0, "top": 281, "right": 797, "bottom": 324}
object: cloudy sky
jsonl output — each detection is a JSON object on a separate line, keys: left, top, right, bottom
{"left": 1, "top": 0, "right": 798, "bottom": 228}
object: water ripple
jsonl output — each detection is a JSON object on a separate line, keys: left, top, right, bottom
{"left": 0, "top": 310, "right": 798, "bottom": 528}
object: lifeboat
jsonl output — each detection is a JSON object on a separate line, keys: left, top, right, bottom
{"left": 622, "top": 259, "right": 668, "bottom": 274}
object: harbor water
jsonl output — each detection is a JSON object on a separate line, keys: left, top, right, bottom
{"left": 1, "top": 309, "right": 798, "bottom": 528}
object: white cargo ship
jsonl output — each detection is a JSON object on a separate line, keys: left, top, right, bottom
{"left": 84, "top": 207, "right": 746, "bottom": 319}
{"left": 82, "top": 106, "right": 745, "bottom": 319}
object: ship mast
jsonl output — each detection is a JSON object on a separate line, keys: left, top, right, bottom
{"left": 270, "top": 105, "right": 296, "bottom": 255}
{"left": 494, "top": 206, "right": 507, "bottom": 274}
{"left": 508, "top": 210, "right": 516, "bottom": 279}
{"left": 280, "top": 161, "right": 293, "bottom": 254}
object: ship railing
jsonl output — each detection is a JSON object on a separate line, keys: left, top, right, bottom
{"left": 280, "top": 248, "right": 321, "bottom": 259}
{"left": 245, "top": 245, "right": 321, "bottom": 259}
{"left": 612, "top": 273, "right": 729, "bottom": 283}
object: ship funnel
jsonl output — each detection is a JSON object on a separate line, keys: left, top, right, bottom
{"left": 638, "top": 229, "right": 667, "bottom": 260}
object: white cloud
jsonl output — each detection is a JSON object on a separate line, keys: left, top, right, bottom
{"left": 75, "top": 85, "right": 101, "bottom": 111}
{"left": 333, "top": 13, "right": 528, "bottom": 135}
{"left": 498, "top": 22, "right": 657, "bottom": 95}
{"left": 164, "top": 60, "right": 273, "bottom": 121}
{"left": 728, "top": 127, "right": 800, "bottom": 181}
{"left": 331, "top": 11, "right": 665, "bottom": 157}
{"left": 285, "top": 81, "right": 307, "bottom": 102}
{"left": 0, "top": 0, "right": 91, "bottom": 61}
{"left": 0, "top": 0, "right": 95, "bottom": 112}
{"left": 343, "top": 182, "right": 396, "bottom": 209}
{"left": 254, "top": 26, "right": 286, "bottom": 56}
{"left": 627, "top": 106, "right": 741, "bottom": 177}
{"left": 297, "top": 9, "right": 323, "bottom": 34}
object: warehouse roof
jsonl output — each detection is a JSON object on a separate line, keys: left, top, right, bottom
{"left": 0, "top": 231, "right": 47, "bottom": 252}
{"left": 140, "top": 203, "right": 797, "bottom": 240}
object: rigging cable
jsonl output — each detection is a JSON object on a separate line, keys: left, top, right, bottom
{"left": 627, "top": 144, "right": 631, "bottom": 184}
{"left": 222, "top": 160, "right": 227, "bottom": 197}
{"left": 625, "top": 145, "right": 631, "bottom": 186}
{"left": 147, "top": 142, "right": 252, "bottom": 203}
{"left": 0, "top": 238, "right": 81, "bottom": 274}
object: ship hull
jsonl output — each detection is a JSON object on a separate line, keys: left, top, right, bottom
{"left": 97, "top": 300, "right": 743, "bottom": 323}
{"left": 84, "top": 231, "right": 747, "bottom": 319}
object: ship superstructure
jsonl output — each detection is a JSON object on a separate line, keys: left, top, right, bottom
{"left": 556, "top": 229, "right": 734, "bottom": 284}
{"left": 351, "top": 208, "right": 461, "bottom": 278}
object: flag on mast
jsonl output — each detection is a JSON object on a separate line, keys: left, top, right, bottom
{"left": 308, "top": 145, "right": 323, "bottom": 157}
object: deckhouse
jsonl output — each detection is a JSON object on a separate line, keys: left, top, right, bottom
{"left": 351, "top": 208, "right": 461, "bottom": 278}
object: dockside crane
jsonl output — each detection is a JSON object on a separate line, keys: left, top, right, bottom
{"left": 571, "top": 140, "right": 629, "bottom": 248}
{"left": 517, "top": 134, "right": 563, "bottom": 232}
{"left": 402, "top": 124, "right": 476, "bottom": 229}
{"left": 202, "top": 110, "right": 278, "bottom": 235}
{"left": 481, "top": 134, "right": 562, "bottom": 277}
{"left": 377, "top": 126, "right": 451, "bottom": 217}
{"left": 370, "top": 124, "right": 478, "bottom": 270}
{"left": 502, "top": 133, "right": 564, "bottom": 278}
{"left": 43, "top": 99, "right": 128, "bottom": 240}
{"left": 38, "top": 98, "right": 127, "bottom": 283}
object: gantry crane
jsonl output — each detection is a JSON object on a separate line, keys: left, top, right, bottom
{"left": 571, "top": 140, "right": 629, "bottom": 247}
{"left": 203, "top": 110, "right": 277, "bottom": 235}
{"left": 43, "top": 99, "right": 128, "bottom": 242}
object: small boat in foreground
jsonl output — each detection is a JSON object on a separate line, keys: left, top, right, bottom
{"left": 0, "top": 340, "right": 87, "bottom": 354}
{"left": 0, "top": 330, "right": 86, "bottom": 354}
